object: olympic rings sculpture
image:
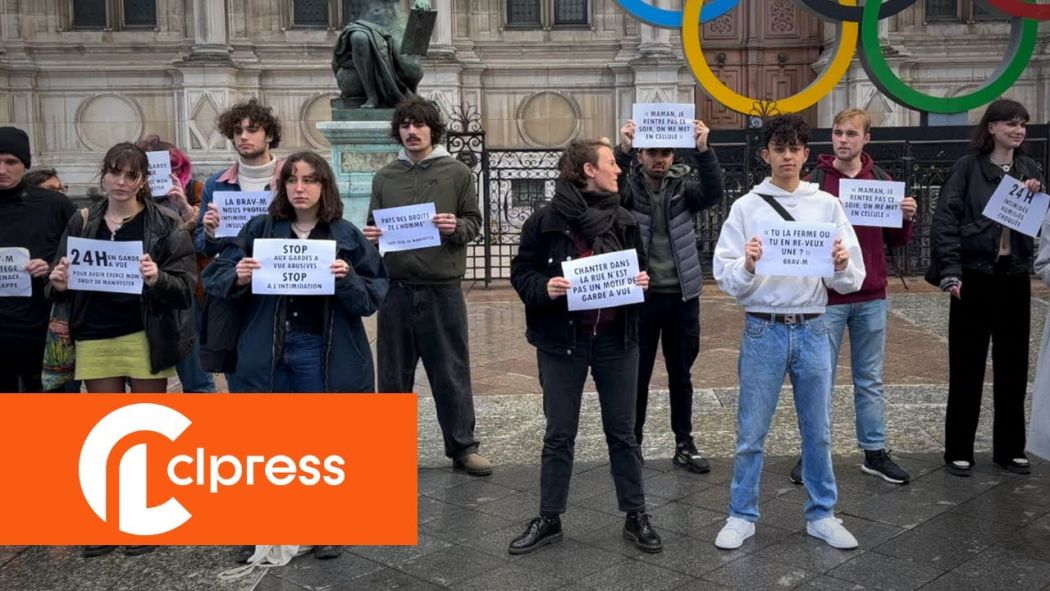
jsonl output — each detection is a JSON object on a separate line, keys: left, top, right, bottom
{"left": 614, "top": 0, "right": 1045, "bottom": 116}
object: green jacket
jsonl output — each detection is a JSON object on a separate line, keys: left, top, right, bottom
{"left": 368, "top": 146, "right": 482, "bottom": 284}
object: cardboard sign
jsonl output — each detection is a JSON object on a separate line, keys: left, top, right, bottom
{"left": 561, "top": 249, "right": 644, "bottom": 312}
{"left": 66, "top": 237, "right": 143, "bottom": 295}
{"left": 754, "top": 221, "right": 837, "bottom": 278}
{"left": 632, "top": 103, "right": 695, "bottom": 149}
{"left": 839, "top": 179, "right": 906, "bottom": 228}
{"left": 146, "top": 151, "right": 174, "bottom": 198}
{"left": 0, "top": 247, "right": 32, "bottom": 297}
{"left": 213, "top": 192, "right": 275, "bottom": 238}
{"left": 252, "top": 239, "right": 337, "bottom": 295}
{"left": 372, "top": 203, "right": 441, "bottom": 254}
{"left": 981, "top": 174, "right": 1050, "bottom": 238}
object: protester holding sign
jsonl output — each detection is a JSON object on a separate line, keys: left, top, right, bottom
{"left": 509, "top": 138, "right": 661, "bottom": 556}
{"left": 203, "top": 152, "right": 386, "bottom": 402}
{"left": 47, "top": 143, "right": 195, "bottom": 395}
{"left": 927, "top": 99, "right": 1044, "bottom": 477}
{"left": 195, "top": 99, "right": 284, "bottom": 392}
{"left": 135, "top": 135, "right": 215, "bottom": 393}
{"left": 782, "top": 108, "right": 916, "bottom": 488}
{"left": 362, "top": 97, "right": 492, "bottom": 477}
{"left": 713, "top": 115, "right": 864, "bottom": 551}
{"left": 615, "top": 115, "right": 724, "bottom": 474}
{"left": 0, "top": 126, "right": 76, "bottom": 392}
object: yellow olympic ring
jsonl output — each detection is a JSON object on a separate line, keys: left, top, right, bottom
{"left": 681, "top": 0, "right": 858, "bottom": 115}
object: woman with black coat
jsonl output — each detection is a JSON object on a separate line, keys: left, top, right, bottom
{"left": 927, "top": 98, "right": 1045, "bottom": 477}
{"left": 507, "top": 139, "right": 662, "bottom": 556}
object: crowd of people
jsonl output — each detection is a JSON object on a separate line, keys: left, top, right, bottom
{"left": 0, "top": 95, "right": 1044, "bottom": 559}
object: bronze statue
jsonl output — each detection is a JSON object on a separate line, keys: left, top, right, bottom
{"left": 332, "top": 0, "right": 434, "bottom": 109}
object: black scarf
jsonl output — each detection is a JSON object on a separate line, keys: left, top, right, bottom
{"left": 550, "top": 181, "right": 633, "bottom": 254}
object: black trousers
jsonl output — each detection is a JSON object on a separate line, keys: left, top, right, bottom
{"left": 0, "top": 337, "right": 45, "bottom": 393}
{"left": 944, "top": 261, "right": 1029, "bottom": 465}
{"left": 377, "top": 282, "right": 478, "bottom": 459}
{"left": 538, "top": 330, "right": 646, "bottom": 515}
{"left": 635, "top": 293, "right": 701, "bottom": 446}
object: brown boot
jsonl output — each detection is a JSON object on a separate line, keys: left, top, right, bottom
{"left": 454, "top": 452, "right": 493, "bottom": 476}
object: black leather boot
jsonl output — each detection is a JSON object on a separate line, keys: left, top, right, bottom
{"left": 82, "top": 545, "right": 116, "bottom": 558}
{"left": 623, "top": 512, "right": 662, "bottom": 553}
{"left": 313, "top": 545, "right": 344, "bottom": 559}
{"left": 508, "top": 515, "right": 562, "bottom": 555}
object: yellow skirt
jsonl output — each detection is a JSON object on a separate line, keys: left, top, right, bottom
{"left": 75, "top": 331, "right": 176, "bottom": 381}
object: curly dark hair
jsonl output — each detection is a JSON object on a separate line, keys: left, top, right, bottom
{"left": 972, "top": 98, "right": 1030, "bottom": 155}
{"left": 390, "top": 97, "right": 446, "bottom": 146}
{"left": 269, "top": 151, "right": 344, "bottom": 223}
{"left": 217, "top": 98, "right": 282, "bottom": 149}
{"left": 557, "top": 139, "right": 612, "bottom": 188}
{"left": 763, "top": 115, "right": 810, "bottom": 148}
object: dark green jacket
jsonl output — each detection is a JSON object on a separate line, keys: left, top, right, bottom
{"left": 367, "top": 146, "right": 482, "bottom": 284}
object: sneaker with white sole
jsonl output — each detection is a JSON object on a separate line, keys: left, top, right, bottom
{"left": 806, "top": 517, "right": 858, "bottom": 549}
{"left": 714, "top": 517, "right": 755, "bottom": 550}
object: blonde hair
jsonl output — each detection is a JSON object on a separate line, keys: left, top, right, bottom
{"left": 833, "top": 108, "right": 871, "bottom": 135}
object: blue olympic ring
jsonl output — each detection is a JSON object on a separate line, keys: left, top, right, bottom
{"left": 613, "top": 0, "right": 741, "bottom": 28}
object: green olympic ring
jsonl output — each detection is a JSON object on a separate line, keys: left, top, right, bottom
{"left": 859, "top": 0, "right": 1038, "bottom": 113}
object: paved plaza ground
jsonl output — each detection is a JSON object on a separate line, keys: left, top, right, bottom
{"left": 4, "top": 279, "right": 1050, "bottom": 590}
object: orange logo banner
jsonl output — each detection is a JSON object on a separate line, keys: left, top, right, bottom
{"left": 0, "top": 394, "right": 417, "bottom": 544}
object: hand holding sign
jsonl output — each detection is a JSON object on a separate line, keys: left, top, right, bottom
{"left": 744, "top": 236, "right": 763, "bottom": 273}
{"left": 981, "top": 174, "right": 1050, "bottom": 238}
{"left": 236, "top": 257, "right": 261, "bottom": 287}
{"left": 203, "top": 203, "right": 221, "bottom": 238}
{"left": 432, "top": 212, "right": 457, "bottom": 235}
{"left": 619, "top": 120, "right": 636, "bottom": 152}
{"left": 833, "top": 239, "right": 849, "bottom": 271}
{"left": 25, "top": 258, "right": 50, "bottom": 278}
{"left": 140, "top": 254, "right": 159, "bottom": 287}
{"left": 49, "top": 256, "right": 69, "bottom": 292}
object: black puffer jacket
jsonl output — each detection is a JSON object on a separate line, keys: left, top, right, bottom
{"left": 927, "top": 152, "right": 1045, "bottom": 283}
{"left": 615, "top": 146, "right": 723, "bottom": 300}
{"left": 510, "top": 189, "right": 645, "bottom": 356}
{"left": 47, "top": 199, "right": 196, "bottom": 373}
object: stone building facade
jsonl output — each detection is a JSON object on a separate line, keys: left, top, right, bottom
{"left": 0, "top": 0, "right": 1046, "bottom": 193}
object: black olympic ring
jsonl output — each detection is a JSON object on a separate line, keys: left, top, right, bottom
{"left": 798, "top": 0, "right": 919, "bottom": 22}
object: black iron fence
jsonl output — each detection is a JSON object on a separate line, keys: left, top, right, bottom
{"left": 447, "top": 123, "right": 1050, "bottom": 286}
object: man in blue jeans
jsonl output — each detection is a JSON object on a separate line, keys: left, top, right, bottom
{"left": 712, "top": 115, "right": 865, "bottom": 550}
{"left": 787, "top": 108, "right": 916, "bottom": 485}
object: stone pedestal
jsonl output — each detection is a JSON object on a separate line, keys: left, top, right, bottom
{"left": 316, "top": 108, "right": 400, "bottom": 228}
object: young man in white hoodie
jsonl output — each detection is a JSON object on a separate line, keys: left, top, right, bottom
{"left": 712, "top": 115, "right": 866, "bottom": 551}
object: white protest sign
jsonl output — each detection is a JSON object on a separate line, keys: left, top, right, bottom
{"left": 67, "top": 237, "right": 143, "bottom": 295}
{"left": 252, "top": 239, "right": 336, "bottom": 296}
{"left": 0, "top": 247, "right": 32, "bottom": 297}
{"left": 839, "top": 179, "right": 905, "bottom": 228}
{"left": 561, "top": 249, "right": 643, "bottom": 312}
{"left": 214, "top": 191, "right": 275, "bottom": 238}
{"left": 754, "top": 221, "right": 837, "bottom": 278}
{"left": 372, "top": 203, "right": 442, "bottom": 254}
{"left": 146, "top": 151, "right": 174, "bottom": 198}
{"left": 981, "top": 175, "right": 1050, "bottom": 238}
{"left": 632, "top": 103, "right": 695, "bottom": 149}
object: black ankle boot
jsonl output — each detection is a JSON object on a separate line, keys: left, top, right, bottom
{"left": 123, "top": 546, "right": 155, "bottom": 556}
{"left": 313, "top": 545, "right": 344, "bottom": 559}
{"left": 508, "top": 515, "right": 562, "bottom": 555}
{"left": 623, "top": 512, "right": 662, "bottom": 553}
{"left": 82, "top": 545, "right": 117, "bottom": 558}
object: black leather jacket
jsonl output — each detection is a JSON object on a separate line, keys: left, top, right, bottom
{"left": 48, "top": 199, "right": 196, "bottom": 373}
{"left": 928, "top": 152, "right": 1045, "bottom": 283}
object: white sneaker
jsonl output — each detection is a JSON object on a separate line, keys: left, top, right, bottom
{"left": 806, "top": 517, "right": 858, "bottom": 549}
{"left": 714, "top": 517, "right": 755, "bottom": 550}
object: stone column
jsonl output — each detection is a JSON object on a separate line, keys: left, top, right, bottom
{"left": 188, "top": 0, "right": 230, "bottom": 61}
{"left": 638, "top": 0, "right": 673, "bottom": 56}
{"left": 429, "top": 0, "right": 455, "bottom": 58}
